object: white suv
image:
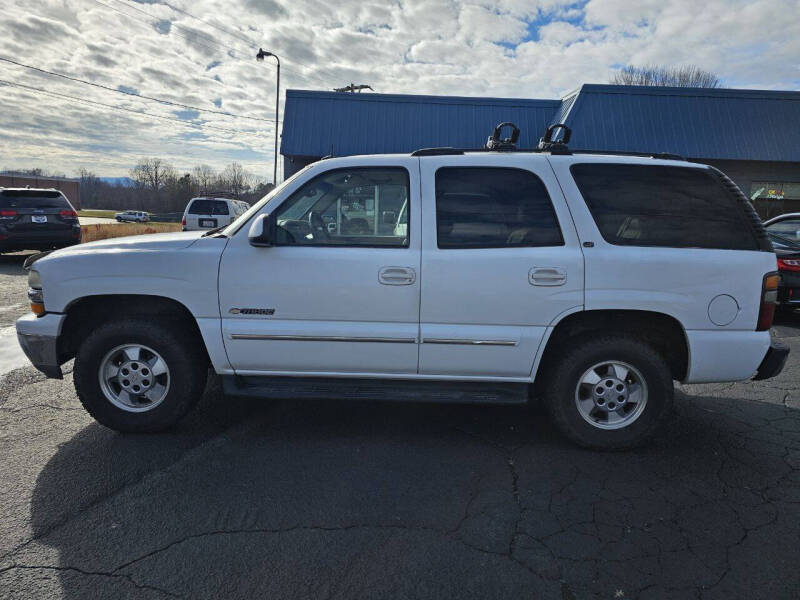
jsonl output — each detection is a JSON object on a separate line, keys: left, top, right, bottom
{"left": 115, "top": 210, "right": 150, "bottom": 223}
{"left": 182, "top": 197, "right": 249, "bottom": 231}
{"left": 16, "top": 136, "right": 788, "bottom": 449}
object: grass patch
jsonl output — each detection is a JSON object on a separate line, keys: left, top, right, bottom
{"left": 77, "top": 209, "right": 118, "bottom": 219}
{"left": 81, "top": 222, "right": 181, "bottom": 243}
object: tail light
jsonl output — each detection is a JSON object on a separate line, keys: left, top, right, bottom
{"left": 777, "top": 258, "right": 800, "bottom": 272}
{"left": 181, "top": 216, "right": 186, "bottom": 229}
{"left": 756, "top": 272, "right": 779, "bottom": 331}
{"left": 59, "top": 209, "right": 79, "bottom": 219}
{"left": 0, "top": 209, "right": 17, "bottom": 219}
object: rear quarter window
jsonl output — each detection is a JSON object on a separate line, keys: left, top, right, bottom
{"left": 570, "top": 164, "right": 760, "bottom": 251}
{"left": 188, "top": 199, "right": 229, "bottom": 215}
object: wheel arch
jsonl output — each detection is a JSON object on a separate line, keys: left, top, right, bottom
{"left": 533, "top": 309, "right": 689, "bottom": 392}
{"left": 59, "top": 294, "right": 211, "bottom": 367}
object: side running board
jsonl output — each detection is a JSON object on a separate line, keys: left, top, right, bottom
{"left": 222, "top": 375, "right": 528, "bottom": 405}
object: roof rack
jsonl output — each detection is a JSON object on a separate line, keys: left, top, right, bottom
{"left": 409, "top": 122, "right": 686, "bottom": 161}
{"left": 485, "top": 122, "right": 519, "bottom": 150}
{"left": 197, "top": 190, "right": 238, "bottom": 198}
{"left": 410, "top": 147, "right": 464, "bottom": 157}
{"left": 568, "top": 150, "right": 686, "bottom": 161}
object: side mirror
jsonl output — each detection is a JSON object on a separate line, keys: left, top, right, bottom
{"left": 248, "top": 213, "right": 276, "bottom": 247}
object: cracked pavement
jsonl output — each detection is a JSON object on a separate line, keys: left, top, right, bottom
{"left": 0, "top": 254, "right": 799, "bottom": 598}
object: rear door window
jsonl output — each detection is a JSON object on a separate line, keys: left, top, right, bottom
{"left": 0, "top": 190, "right": 70, "bottom": 209}
{"left": 435, "top": 167, "right": 563, "bottom": 249}
{"left": 189, "top": 199, "right": 229, "bottom": 215}
{"left": 570, "top": 164, "right": 759, "bottom": 250}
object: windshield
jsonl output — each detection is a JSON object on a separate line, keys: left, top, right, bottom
{"left": 221, "top": 165, "right": 313, "bottom": 236}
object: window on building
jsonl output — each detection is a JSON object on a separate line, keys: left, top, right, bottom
{"left": 749, "top": 182, "right": 800, "bottom": 220}
{"left": 570, "top": 163, "right": 760, "bottom": 250}
{"left": 434, "top": 167, "right": 563, "bottom": 249}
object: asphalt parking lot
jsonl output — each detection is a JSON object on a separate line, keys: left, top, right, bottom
{"left": 1, "top": 252, "right": 799, "bottom": 599}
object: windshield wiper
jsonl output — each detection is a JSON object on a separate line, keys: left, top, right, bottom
{"left": 201, "top": 225, "right": 227, "bottom": 237}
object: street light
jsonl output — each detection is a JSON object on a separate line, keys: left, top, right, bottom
{"left": 256, "top": 48, "right": 280, "bottom": 185}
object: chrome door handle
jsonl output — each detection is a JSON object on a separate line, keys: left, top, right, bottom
{"left": 529, "top": 267, "right": 566, "bottom": 286}
{"left": 379, "top": 266, "right": 416, "bottom": 286}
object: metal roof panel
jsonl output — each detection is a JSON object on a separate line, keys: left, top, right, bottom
{"left": 281, "top": 90, "right": 560, "bottom": 156}
{"left": 563, "top": 84, "right": 800, "bottom": 161}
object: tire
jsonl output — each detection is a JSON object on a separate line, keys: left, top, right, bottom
{"left": 74, "top": 318, "right": 207, "bottom": 432}
{"left": 543, "top": 335, "right": 673, "bottom": 450}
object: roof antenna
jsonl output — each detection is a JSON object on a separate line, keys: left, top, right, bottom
{"left": 485, "top": 122, "right": 519, "bottom": 151}
{"left": 320, "top": 144, "right": 334, "bottom": 161}
{"left": 538, "top": 124, "right": 571, "bottom": 154}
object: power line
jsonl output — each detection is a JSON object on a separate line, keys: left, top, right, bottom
{"left": 0, "top": 56, "right": 276, "bottom": 123}
{"left": 0, "top": 78, "right": 275, "bottom": 139}
{"left": 160, "top": 1, "right": 259, "bottom": 50}
{"left": 102, "top": 0, "right": 332, "bottom": 87}
{"left": 153, "top": 0, "right": 336, "bottom": 85}
{"left": 89, "top": 0, "right": 235, "bottom": 58}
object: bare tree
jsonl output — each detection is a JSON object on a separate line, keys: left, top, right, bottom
{"left": 130, "top": 159, "right": 176, "bottom": 194}
{"left": 220, "top": 162, "right": 253, "bottom": 198}
{"left": 77, "top": 168, "right": 101, "bottom": 206}
{"left": 191, "top": 164, "right": 218, "bottom": 193}
{"left": 611, "top": 64, "right": 723, "bottom": 88}
{"left": 130, "top": 158, "right": 177, "bottom": 210}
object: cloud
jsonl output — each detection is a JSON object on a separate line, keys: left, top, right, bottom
{"left": 0, "top": 0, "right": 796, "bottom": 177}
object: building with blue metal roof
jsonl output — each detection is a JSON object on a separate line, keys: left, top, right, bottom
{"left": 281, "top": 84, "right": 800, "bottom": 218}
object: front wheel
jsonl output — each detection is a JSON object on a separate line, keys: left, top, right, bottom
{"left": 544, "top": 335, "right": 673, "bottom": 450}
{"left": 74, "top": 319, "right": 207, "bottom": 432}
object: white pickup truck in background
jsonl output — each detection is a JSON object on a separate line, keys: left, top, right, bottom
{"left": 16, "top": 127, "right": 788, "bottom": 449}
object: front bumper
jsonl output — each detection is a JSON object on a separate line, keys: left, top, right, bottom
{"left": 15, "top": 312, "right": 67, "bottom": 379}
{"left": 753, "top": 339, "right": 790, "bottom": 381}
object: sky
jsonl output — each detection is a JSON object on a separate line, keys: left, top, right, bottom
{"left": 0, "top": 0, "right": 798, "bottom": 180}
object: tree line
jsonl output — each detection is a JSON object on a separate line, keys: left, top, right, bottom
{"left": 79, "top": 159, "right": 274, "bottom": 213}
{"left": 3, "top": 160, "right": 274, "bottom": 214}
{"left": 611, "top": 64, "right": 722, "bottom": 88}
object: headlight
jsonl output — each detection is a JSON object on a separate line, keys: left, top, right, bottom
{"left": 28, "top": 269, "right": 42, "bottom": 290}
{"left": 27, "top": 269, "right": 44, "bottom": 314}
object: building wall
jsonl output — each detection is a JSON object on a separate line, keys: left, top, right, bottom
{"left": 284, "top": 155, "right": 321, "bottom": 180}
{"left": 0, "top": 175, "right": 81, "bottom": 209}
{"left": 697, "top": 159, "right": 800, "bottom": 219}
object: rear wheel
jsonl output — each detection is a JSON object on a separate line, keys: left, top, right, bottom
{"left": 74, "top": 318, "right": 207, "bottom": 432}
{"left": 544, "top": 335, "right": 673, "bottom": 450}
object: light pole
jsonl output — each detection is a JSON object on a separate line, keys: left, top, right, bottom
{"left": 256, "top": 48, "right": 280, "bottom": 185}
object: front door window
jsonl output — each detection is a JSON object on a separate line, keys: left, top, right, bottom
{"left": 275, "top": 167, "right": 409, "bottom": 247}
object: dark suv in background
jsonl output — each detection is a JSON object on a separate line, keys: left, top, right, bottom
{"left": 0, "top": 188, "right": 81, "bottom": 254}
